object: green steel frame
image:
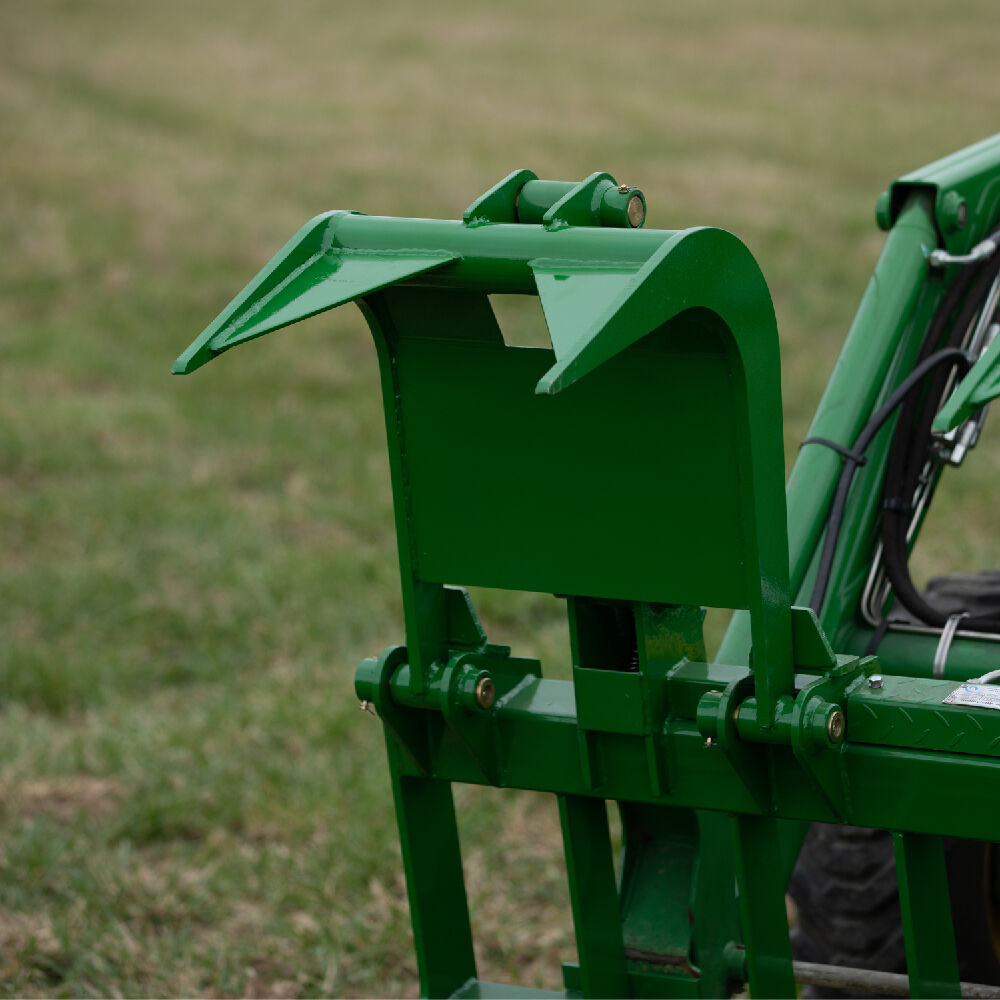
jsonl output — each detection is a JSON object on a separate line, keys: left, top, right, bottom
{"left": 177, "top": 140, "right": 1000, "bottom": 998}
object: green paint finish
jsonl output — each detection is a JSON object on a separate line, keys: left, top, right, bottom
{"left": 848, "top": 674, "right": 1000, "bottom": 757}
{"left": 894, "top": 833, "right": 961, "bottom": 999}
{"left": 378, "top": 668, "right": 1000, "bottom": 841}
{"left": 537, "top": 172, "right": 643, "bottom": 231}
{"left": 462, "top": 171, "right": 645, "bottom": 230}
{"left": 664, "top": 661, "right": 749, "bottom": 721}
{"left": 574, "top": 667, "right": 647, "bottom": 735}
{"left": 388, "top": 747, "right": 477, "bottom": 999}
{"left": 731, "top": 815, "right": 796, "bottom": 998}
{"left": 690, "top": 811, "right": 743, "bottom": 998}
{"left": 789, "top": 606, "right": 836, "bottom": 669}
{"left": 462, "top": 168, "right": 538, "bottom": 226}
{"left": 722, "top": 137, "right": 1000, "bottom": 665}
{"left": 934, "top": 333, "right": 1000, "bottom": 431}
{"left": 618, "top": 804, "right": 698, "bottom": 964}
{"left": 561, "top": 964, "right": 705, "bottom": 1000}
{"left": 887, "top": 132, "right": 1000, "bottom": 253}
{"left": 615, "top": 804, "right": 741, "bottom": 995}
{"left": 718, "top": 193, "right": 941, "bottom": 664}
{"left": 173, "top": 210, "right": 460, "bottom": 374}
{"left": 613, "top": 970, "right": 701, "bottom": 1000}
{"left": 182, "top": 142, "right": 1000, "bottom": 999}
{"left": 532, "top": 262, "right": 639, "bottom": 357}
{"left": 177, "top": 203, "right": 794, "bottom": 719}
{"left": 558, "top": 795, "right": 628, "bottom": 999}
{"left": 393, "top": 328, "right": 745, "bottom": 608}
{"left": 844, "top": 627, "right": 1000, "bottom": 681}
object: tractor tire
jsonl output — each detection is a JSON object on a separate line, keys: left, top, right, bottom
{"left": 790, "top": 823, "right": 1000, "bottom": 996}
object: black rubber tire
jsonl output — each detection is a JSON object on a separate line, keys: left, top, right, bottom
{"left": 790, "top": 824, "right": 1000, "bottom": 996}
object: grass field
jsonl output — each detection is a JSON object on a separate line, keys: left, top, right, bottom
{"left": 3, "top": 1, "right": 1000, "bottom": 996}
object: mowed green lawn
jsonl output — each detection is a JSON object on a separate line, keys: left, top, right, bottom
{"left": 2, "top": 1, "right": 1000, "bottom": 995}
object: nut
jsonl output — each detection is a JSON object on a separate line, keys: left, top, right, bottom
{"left": 868, "top": 674, "right": 884, "bottom": 690}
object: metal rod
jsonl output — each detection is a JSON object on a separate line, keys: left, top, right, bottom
{"left": 793, "top": 959, "right": 1000, "bottom": 998}
{"left": 927, "top": 237, "right": 998, "bottom": 269}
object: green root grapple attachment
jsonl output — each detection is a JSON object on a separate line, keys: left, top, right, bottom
{"left": 177, "top": 147, "right": 1000, "bottom": 999}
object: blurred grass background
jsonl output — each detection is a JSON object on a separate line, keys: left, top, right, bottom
{"left": 2, "top": 1, "right": 1000, "bottom": 995}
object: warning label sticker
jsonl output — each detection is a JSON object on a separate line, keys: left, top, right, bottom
{"left": 943, "top": 684, "right": 1000, "bottom": 710}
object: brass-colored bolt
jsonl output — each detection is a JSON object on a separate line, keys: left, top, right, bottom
{"left": 474, "top": 675, "right": 496, "bottom": 710}
{"left": 827, "top": 709, "right": 845, "bottom": 744}
{"left": 617, "top": 184, "right": 631, "bottom": 194}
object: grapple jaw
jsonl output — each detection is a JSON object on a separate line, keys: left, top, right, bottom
{"left": 173, "top": 170, "right": 653, "bottom": 387}
{"left": 172, "top": 211, "right": 460, "bottom": 375}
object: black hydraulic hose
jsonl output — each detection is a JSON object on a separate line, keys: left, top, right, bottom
{"left": 902, "top": 253, "right": 1000, "bottom": 490}
{"left": 809, "top": 348, "right": 973, "bottom": 615}
{"left": 891, "top": 226, "right": 1000, "bottom": 488}
{"left": 880, "top": 249, "right": 1000, "bottom": 630}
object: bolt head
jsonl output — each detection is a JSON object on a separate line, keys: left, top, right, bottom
{"left": 474, "top": 675, "right": 495, "bottom": 710}
{"left": 869, "top": 674, "right": 884, "bottom": 689}
{"left": 617, "top": 184, "right": 630, "bottom": 194}
{"left": 826, "top": 709, "right": 845, "bottom": 744}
